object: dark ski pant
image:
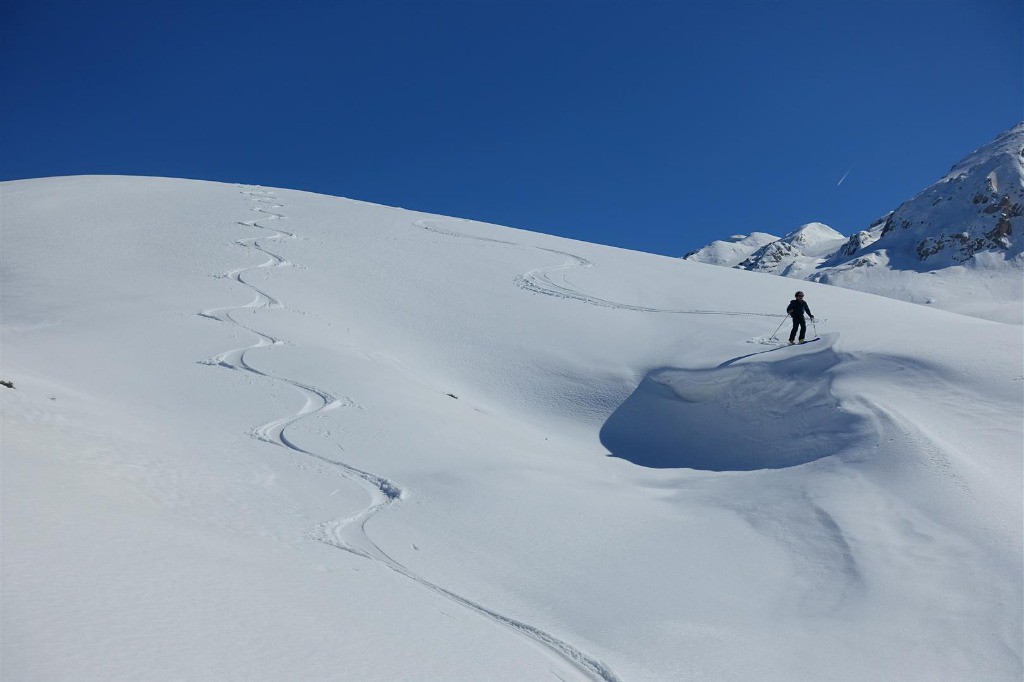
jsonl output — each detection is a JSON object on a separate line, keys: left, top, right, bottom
{"left": 789, "top": 316, "right": 807, "bottom": 342}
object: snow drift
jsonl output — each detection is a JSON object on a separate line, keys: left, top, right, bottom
{"left": 601, "top": 334, "right": 869, "bottom": 471}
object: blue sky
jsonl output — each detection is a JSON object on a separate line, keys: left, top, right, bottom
{"left": 2, "top": 0, "right": 1020, "bottom": 256}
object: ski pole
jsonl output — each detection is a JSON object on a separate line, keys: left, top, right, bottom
{"left": 812, "top": 317, "right": 818, "bottom": 338}
{"left": 768, "top": 315, "right": 788, "bottom": 340}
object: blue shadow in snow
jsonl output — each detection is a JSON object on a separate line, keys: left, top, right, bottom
{"left": 600, "top": 337, "right": 865, "bottom": 471}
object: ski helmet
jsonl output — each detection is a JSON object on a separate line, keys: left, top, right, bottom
{"left": 795, "top": 291, "right": 804, "bottom": 297}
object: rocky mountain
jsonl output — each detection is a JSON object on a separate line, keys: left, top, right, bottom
{"left": 683, "top": 122, "right": 1024, "bottom": 323}
{"left": 734, "top": 222, "right": 847, "bottom": 276}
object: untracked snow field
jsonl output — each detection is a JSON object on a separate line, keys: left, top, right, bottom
{"left": 3, "top": 176, "right": 1022, "bottom": 681}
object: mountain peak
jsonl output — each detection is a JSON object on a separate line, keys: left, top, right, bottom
{"left": 857, "top": 121, "right": 1023, "bottom": 269}
{"left": 682, "top": 123, "right": 1024, "bottom": 323}
{"left": 784, "top": 222, "right": 847, "bottom": 249}
{"left": 719, "top": 222, "right": 846, "bottom": 277}
{"left": 943, "top": 121, "right": 1024, "bottom": 183}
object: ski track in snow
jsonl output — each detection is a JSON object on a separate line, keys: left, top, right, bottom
{"left": 198, "top": 187, "right": 621, "bottom": 682}
{"left": 418, "top": 219, "right": 781, "bottom": 318}
{"left": 418, "top": 220, "right": 922, "bottom": 622}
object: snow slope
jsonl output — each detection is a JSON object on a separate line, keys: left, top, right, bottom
{"left": 683, "top": 123, "right": 1024, "bottom": 323}
{"left": 3, "top": 176, "right": 1022, "bottom": 681}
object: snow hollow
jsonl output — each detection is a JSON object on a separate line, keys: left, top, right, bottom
{"left": 3, "top": 176, "right": 1022, "bottom": 681}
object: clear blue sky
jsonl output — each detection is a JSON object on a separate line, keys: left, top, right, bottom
{"left": 2, "top": 0, "right": 1021, "bottom": 256}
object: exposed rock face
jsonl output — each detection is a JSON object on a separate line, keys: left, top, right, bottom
{"left": 856, "top": 122, "right": 1024, "bottom": 268}
{"left": 837, "top": 228, "right": 881, "bottom": 258}
{"left": 738, "top": 239, "right": 799, "bottom": 272}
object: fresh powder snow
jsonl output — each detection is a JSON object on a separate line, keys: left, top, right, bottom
{"left": 2, "top": 176, "right": 1022, "bottom": 681}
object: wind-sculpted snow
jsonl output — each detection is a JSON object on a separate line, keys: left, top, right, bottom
{"left": 600, "top": 334, "right": 867, "bottom": 470}
{"left": 200, "top": 190, "right": 620, "bottom": 682}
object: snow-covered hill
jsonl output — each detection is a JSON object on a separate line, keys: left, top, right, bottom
{"left": 679, "top": 231, "right": 779, "bottom": 267}
{"left": 3, "top": 176, "right": 1022, "bottom": 681}
{"left": 684, "top": 123, "right": 1024, "bottom": 323}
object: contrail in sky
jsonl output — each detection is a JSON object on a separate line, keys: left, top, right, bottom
{"left": 836, "top": 168, "right": 852, "bottom": 186}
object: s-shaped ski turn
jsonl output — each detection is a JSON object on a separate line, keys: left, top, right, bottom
{"left": 199, "top": 187, "right": 621, "bottom": 682}
{"left": 419, "top": 218, "right": 782, "bottom": 318}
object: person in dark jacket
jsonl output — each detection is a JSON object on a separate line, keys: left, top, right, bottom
{"left": 786, "top": 291, "right": 814, "bottom": 343}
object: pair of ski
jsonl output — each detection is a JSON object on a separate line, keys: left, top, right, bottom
{"left": 763, "top": 337, "right": 821, "bottom": 347}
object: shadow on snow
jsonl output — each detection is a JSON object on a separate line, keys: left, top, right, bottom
{"left": 600, "top": 335, "right": 866, "bottom": 471}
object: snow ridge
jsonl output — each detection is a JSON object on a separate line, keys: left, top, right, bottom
{"left": 202, "top": 190, "right": 620, "bottom": 682}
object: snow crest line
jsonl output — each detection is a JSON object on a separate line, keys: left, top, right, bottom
{"left": 418, "top": 219, "right": 780, "bottom": 317}
{"left": 199, "top": 187, "right": 620, "bottom": 682}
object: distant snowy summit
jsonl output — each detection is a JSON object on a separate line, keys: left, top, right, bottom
{"left": 680, "top": 232, "right": 779, "bottom": 267}
{"left": 683, "top": 223, "right": 847, "bottom": 275}
{"left": 683, "top": 122, "right": 1024, "bottom": 323}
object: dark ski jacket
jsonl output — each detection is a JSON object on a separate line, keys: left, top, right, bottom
{"left": 787, "top": 299, "right": 812, "bottom": 319}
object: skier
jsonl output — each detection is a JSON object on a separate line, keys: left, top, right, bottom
{"left": 786, "top": 291, "right": 814, "bottom": 344}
